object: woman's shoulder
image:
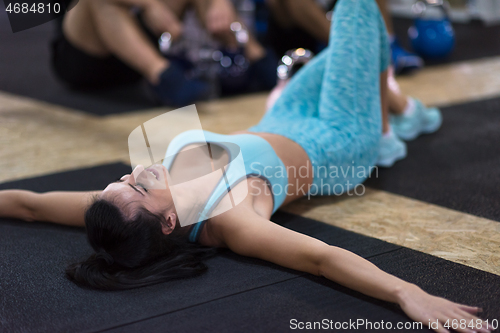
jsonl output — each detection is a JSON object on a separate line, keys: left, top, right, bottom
{"left": 196, "top": 220, "right": 226, "bottom": 248}
{"left": 197, "top": 178, "right": 274, "bottom": 248}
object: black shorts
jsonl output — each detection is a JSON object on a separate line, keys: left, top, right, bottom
{"left": 50, "top": 14, "right": 158, "bottom": 90}
{"left": 51, "top": 32, "right": 143, "bottom": 90}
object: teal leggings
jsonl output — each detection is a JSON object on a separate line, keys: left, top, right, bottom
{"left": 249, "top": 0, "right": 390, "bottom": 195}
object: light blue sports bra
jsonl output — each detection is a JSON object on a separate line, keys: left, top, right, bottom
{"left": 162, "top": 130, "right": 288, "bottom": 243}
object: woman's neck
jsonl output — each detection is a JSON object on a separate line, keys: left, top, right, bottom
{"left": 168, "top": 176, "right": 216, "bottom": 228}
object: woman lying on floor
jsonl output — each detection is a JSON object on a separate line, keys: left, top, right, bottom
{"left": 0, "top": 1, "right": 489, "bottom": 332}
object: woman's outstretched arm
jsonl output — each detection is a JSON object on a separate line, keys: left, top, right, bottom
{"left": 212, "top": 205, "right": 490, "bottom": 333}
{"left": 0, "top": 190, "right": 99, "bottom": 227}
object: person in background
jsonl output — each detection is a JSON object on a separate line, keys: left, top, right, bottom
{"left": 51, "top": 0, "right": 277, "bottom": 106}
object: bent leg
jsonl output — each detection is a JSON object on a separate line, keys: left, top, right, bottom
{"left": 261, "top": 51, "right": 328, "bottom": 120}
{"left": 252, "top": 1, "right": 389, "bottom": 136}
{"left": 251, "top": 0, "right": 390, "bottom": 192}
{"left": 300, "top": 0, "right": 390, "bottom": 190}
{"left": 316, "top": 0, "right": 389, "bottom": 163}
{"left": 63, "top": 0, "right": 168, "bottom": 84}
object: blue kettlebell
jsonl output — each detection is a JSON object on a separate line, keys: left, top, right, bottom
{"left": 408, "top": 0, "right": 455, "bottom": 59}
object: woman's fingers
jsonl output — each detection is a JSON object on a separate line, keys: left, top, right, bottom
{"left": 477, "top": 325, "right": 492, "bottom": 333}
{"left": 443, "top": 307, "right": 491, "bottom": 333}
{"left": 426, "top": 306, "right": 484, "bottom": 333}
{"left": 455, "top": 308, "right": 481, "bottom": 321}
{"left": 454, "top": 307, "right": 491, "bottom": 332}
{"left": 458, "top": 305, "right": 481, "bottom": 314}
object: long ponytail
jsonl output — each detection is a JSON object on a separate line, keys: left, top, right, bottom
{"left": 66, "top": 199, "right": 216, "bottom": 290}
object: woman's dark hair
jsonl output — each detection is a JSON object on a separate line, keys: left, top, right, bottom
{"left": 66, "top": 198, "right": 216, "bottom": 290}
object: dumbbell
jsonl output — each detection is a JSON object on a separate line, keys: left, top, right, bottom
{"left": 158, "top": 22, "right": 251, "bottom": 95}
{"left": 266, "top": 48, "right": 314, "bottom": 110}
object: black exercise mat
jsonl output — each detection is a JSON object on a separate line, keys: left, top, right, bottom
{"left": 0, "top": 163, "right": 131, "bottom": 192}
{"left": 0, "top": 163, "right": 400, "bottom": 332}
{"left": 365, "top": 96, "right": 500, "bottom": 222}
{"left": 104, "top": 272, "right": 413, "bottom": 333}
{"left": 104, "top": 248, "right": 500, "bottom": 333}
{"left": 392, "top": 17, "right": 500, "bottom": 66}
{"left": 0, "top": 3, "right": 158, "bottom": 116}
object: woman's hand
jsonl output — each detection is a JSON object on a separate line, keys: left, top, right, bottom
{"left": 142, "top": 0, "right": 183, "bottom": 39}
{"left": 398, "top": 284, "right": 491, "bottom": 333}
{"left": 205, "top": 0, "right": 236, "bottom": 35}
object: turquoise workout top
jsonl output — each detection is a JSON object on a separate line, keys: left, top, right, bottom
{"left": 162, "top": 130, "right": 288, "bottom": 243}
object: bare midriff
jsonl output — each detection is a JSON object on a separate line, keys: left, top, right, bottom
{"left": 235, "top": 131, "right": 314, "bottom": 205}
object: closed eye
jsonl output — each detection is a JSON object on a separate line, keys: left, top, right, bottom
{"left": 128, "top": 183, "right": 145, "bottom": 196}
{"left": 114, "top": 178, "right": 148, "bottom": 195}
{"left": 136, "top": 183, "right": 149, "bottom": 193}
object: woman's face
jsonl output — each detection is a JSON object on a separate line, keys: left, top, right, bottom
{"left": 101, "top": 164, "right": 176, "bottom": 227}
